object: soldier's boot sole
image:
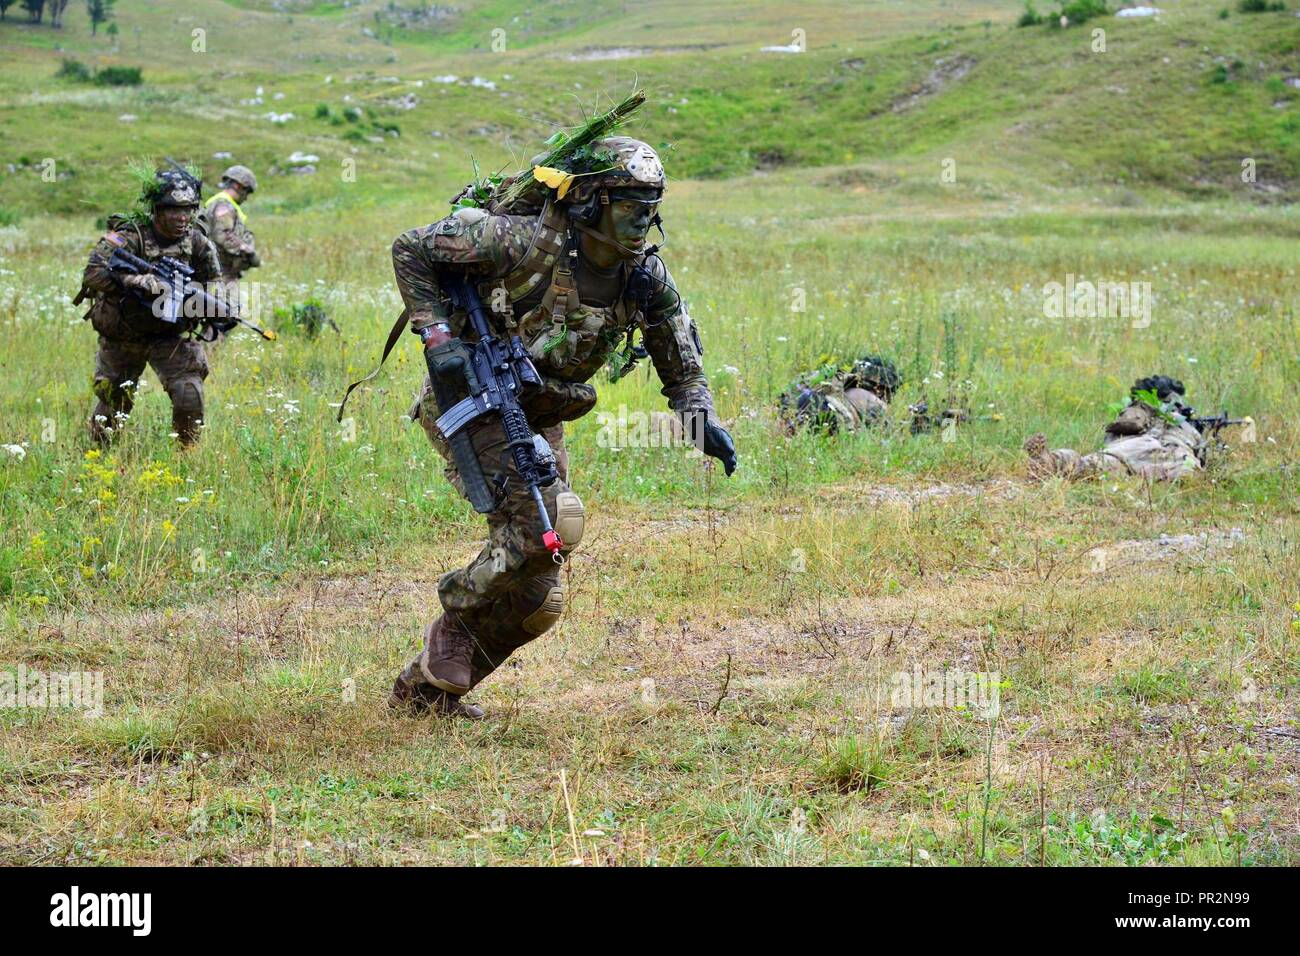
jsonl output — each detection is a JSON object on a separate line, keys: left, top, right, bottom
{"left": 388, "top": 677, "right": 484, "bottom": 720}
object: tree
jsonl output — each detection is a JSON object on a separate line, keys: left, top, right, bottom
{"left": 0, "top": 1, "right": 16, "bottom": 23}
{"left": 85, "top": 0, "right": 114, "bottom": 35}
{"left": 21, "top": 0, "right": 46, "bottom": 24}
{"left": 49, "top": 0, "right": 68, "bottom": 26}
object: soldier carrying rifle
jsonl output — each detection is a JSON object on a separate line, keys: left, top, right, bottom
{"left": 76, "top": 163, "right": 271, "bottom": 446}
{"left": 343, "top": 92, "right": 738, "bottom": 718}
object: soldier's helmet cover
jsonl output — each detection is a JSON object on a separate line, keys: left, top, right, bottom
{"left": 1131, "top": 375, "right": 1185, "bottom": 403}
{"left": 846, "top": 355, "right": 902, "bottom": 400}
{"left": 152, "top": 169, "right": 201, "bottom": 209}
{"left": 221, "top": 164, "right": 258, "bottom": 193}
{"left": 564, "top": 136, "right": 666, "bottom": 203}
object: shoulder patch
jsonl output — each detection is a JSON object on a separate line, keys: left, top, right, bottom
{"left": 435, "top": 217, "right": 464, "bottom": 236}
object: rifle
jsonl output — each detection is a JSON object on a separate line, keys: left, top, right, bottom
{"left": 105, "top": 247, "right": 276, "bottom": 341}
{"left": 421, "top": 273, "right": 565, "bottom": 560}
{"left": 907, "top": 400, "right": 1002, "bottom": 435}
{"left": 1186, "top": 411, "right": 1248, "bottom": 436}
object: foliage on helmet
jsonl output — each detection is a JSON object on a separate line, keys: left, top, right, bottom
{"left": 847, "top": 355, "right": 902, "bottom": 399}
{"left": 1130, "top": 375, "right": 1185, "bottom": 403}
{"left": 482, "top": 88, "right": 648, "bottom": 213}
{"left": 124, "top": 159, "right": 202, "bottom": 224}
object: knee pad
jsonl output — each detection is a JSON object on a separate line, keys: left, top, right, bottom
{"left": 521, "top": 585, "right": 565, "bottom": 636}
{"left": 554, "top": 490, "right": 585, "bottom": 552}
{"left": 167, "top": 378, "right": 205, "bottom": 416}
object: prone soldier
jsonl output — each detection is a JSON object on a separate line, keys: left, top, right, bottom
{"left": 778, "top": 355, "right": 901, "bottom": 434}
{"left": 1023, "top": 375, "right": 1246, "bottom": 481}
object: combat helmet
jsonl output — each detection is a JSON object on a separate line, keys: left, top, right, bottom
{"left": 845, "top": 355, "right": 902, "bottom": 400}
{"left": 584, "top": 136, "right": 665, "bottom": 191}
{"left": 220, "top": 164, "right": 258, "bottom": 194}
{"left": 562, "top": 136, "right": 666, "bottom": 224}
{"left": 1130, "top": 375, "right": 1185, "bottom": 403}
{"left": 151, "top": 167, "right": 201, "bottom": 208}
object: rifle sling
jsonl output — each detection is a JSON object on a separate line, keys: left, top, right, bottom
{"left": 337, "top": 307, "right": 410, "bottom": 422}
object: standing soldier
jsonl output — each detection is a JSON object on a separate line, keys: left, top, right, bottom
{"left": 199, "top": 165, "right": 260, "bottom": 283}
{"left": 379, "top": 134, "right": 737, "bottom": 718}
{"left": 78, "top": 167, "right": 225, "bottom": 446}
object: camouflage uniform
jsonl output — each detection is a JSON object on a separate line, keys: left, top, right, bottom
{"left": 779, "top": 355, "right": 897, "bottom": 434}
{"left": 389, "top": 138, "right": 726, "bottom": 712}
{"left": 1025, "top": 401, "right": 1205, "bottom": 481}
{"left": 80, "top": 182, "right": 223, "bottom": 446}
{"left": 197, "top": 166, "right": 260, "bottom": 282}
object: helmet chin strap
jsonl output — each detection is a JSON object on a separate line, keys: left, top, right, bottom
{"left": 572, "top": 221, "right": 644, "bottom": 261}
{"left": 572, "top": 214, "right": 667, "bottom": 260}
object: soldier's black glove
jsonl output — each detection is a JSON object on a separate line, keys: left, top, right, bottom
{"left": 702, "top": 421, "right": 737, "bottom": 477}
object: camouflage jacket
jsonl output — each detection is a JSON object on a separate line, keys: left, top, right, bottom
{"left": 392, "top": 203, "right": 718, "bottom": 426}
{"left": 779, "top": 366, "right": 889, "bottom": 434}
{"left": 1099, "top": 400, "right": 1205, "bottom": 480}
{"left": 80, "top": 217, "right": 222, "bottom": 342}
{"left": 198, "top": 191, "right": 258, "bottom": 279}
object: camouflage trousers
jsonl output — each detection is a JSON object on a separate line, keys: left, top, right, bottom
{"left": 399, "top": 382, "right": 584, "bottom": 693}
{"left": 89, "top": 335, "right": 209, "bottom": 445}
{"left": 1036, "top": 434, "right": 1200, "bottom": 482}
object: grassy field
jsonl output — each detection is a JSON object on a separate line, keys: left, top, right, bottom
{"left": 0, "top": 0, "right": 1297, "bottom": 865}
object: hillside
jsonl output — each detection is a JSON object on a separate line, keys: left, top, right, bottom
{"left": 1, "top": 0, "right": 1297, "bottom": 223}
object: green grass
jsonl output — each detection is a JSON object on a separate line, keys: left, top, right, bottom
{"left": 0, "top": 0, "right": 1296, "bottom": 866}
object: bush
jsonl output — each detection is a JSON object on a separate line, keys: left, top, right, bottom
{"left": 0, "top": 206, "right": 19, "bottom": 228}
{"left": 342, "top": 127, "right": 367, "bottom": 143}
{"left": 1237, "top": 0, "right": 1286, "bottom": 10}
{"left": 93, "top": 66, "right": 143, "bottom": 87}
{"left": 1052, "top": 0, "right": 1109, "bottom": 25}
{"left": 56, "top": 59, "right": 92, "bottom": 82}
{"left": 1018, "top": 1, "right": 1044, "bottom": 26}
{"left": 272, "top": 299, "right": 337, "bottom": 339}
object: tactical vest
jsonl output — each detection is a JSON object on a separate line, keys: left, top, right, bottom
{"left": 88, "top": 218, "right": 199, "bottom": 341}
{"left": 340, "top": 202, "right": 647, "bottom": 421}
{"left": 484, "top": 200, "right": 639, "bottom": 383}
{"left": 203, "top": 189, "right": 247, "bottom": 223}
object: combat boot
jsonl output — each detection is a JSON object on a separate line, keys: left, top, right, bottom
{"left": 173, "top": 411, "right": 203, "bottom": 447}
{"left": 419, "top": 611, "right": 475, "bottom": 695}
{"left": 388, "top": 676, "right": 485, "bottom": 720}
{"left": 1023, "top": 432, "right": 1052, "bottom": 479}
